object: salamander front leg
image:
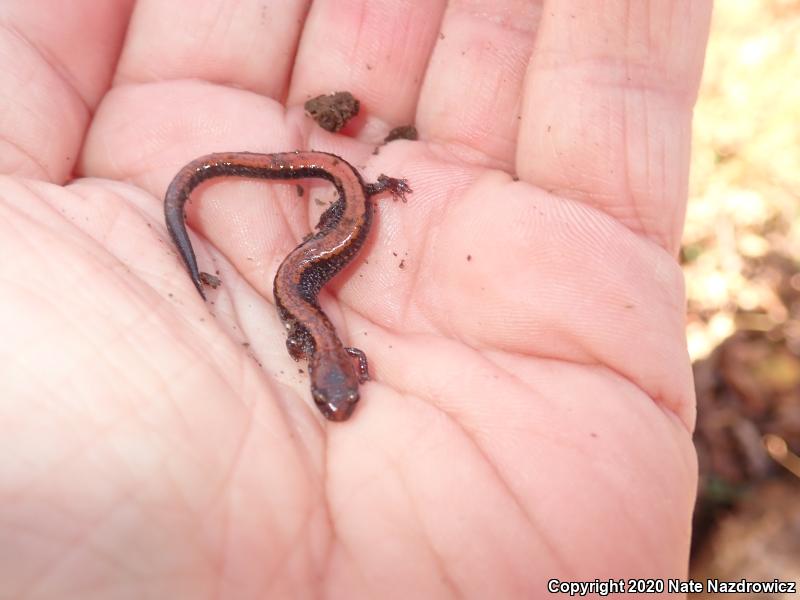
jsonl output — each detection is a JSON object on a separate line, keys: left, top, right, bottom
{"left": 285, "top": 323, "right": 313, "bottom": 361}
{"left": 345, "top": 347, "right": 370, "bottom": 383}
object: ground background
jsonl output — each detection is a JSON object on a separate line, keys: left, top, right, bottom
{"left": 686, "top": 1, "right": 799, "bottom": 595}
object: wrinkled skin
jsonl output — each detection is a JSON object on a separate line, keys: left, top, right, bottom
{"left": 0, "top": 1, "right": 711, "bottom": 598}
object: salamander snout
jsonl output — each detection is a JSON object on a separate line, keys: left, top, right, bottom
{"left": 310, "top": 351, "right": 361, "bottom": 421}
{"left": 312, "top": 387, "right": 359, "bottom": 421}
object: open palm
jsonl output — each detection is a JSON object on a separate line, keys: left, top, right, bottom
{"left": 0, "top": 2, "right": 712, "bottom": 598}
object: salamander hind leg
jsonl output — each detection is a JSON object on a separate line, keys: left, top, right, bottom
{"left": 365, "top": 175, "right": 412, "bottom": 202}
{"left": 345, "top": 347, "right": 370, "bottom": 383}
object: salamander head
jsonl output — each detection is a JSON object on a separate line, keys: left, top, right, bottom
{"left": 309, "top": 352, "right": 360, "bottom": 421}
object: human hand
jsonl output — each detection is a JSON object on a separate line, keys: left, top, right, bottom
{"left": 0, "top": 1, "right": 711, "bottom": 597}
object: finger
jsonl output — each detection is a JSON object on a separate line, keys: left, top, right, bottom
{"left": 0, "top": 1, "right": 133, "bottom": 180}
{"left": 117, "top": 0, "right": 310, "bottom": 99}
{"left": 289, "top": 0, "right": 447, "bottom": 136}
{"left": 416, "top": 1, "right": 541, "bottom": 168}
{"left": 518, "top": 0, "right": 712, "bottom": 253}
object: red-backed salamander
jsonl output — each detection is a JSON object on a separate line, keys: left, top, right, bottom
{"left": 164, "top": 151, "right": 411, "bottom": 421}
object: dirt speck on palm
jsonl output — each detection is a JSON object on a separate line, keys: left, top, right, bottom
{"left": 304, "top": 92, "right": 360, "bottom": 133}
